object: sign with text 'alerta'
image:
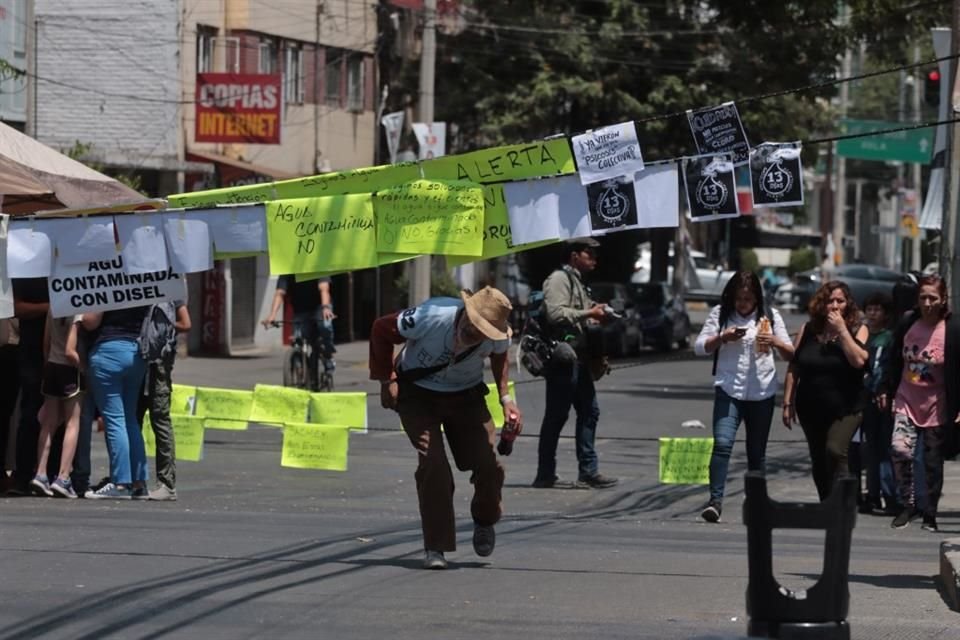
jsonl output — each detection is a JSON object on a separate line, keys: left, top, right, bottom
{"left": 195, "top": 73, "right": 282, "bottom": 144}
{"left": 836, "top": 119, "right": 934, "bottom": 164}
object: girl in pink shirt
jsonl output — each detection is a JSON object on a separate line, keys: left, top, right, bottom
{"left": 881, "top": 275, "right": 960, "bottom": 532}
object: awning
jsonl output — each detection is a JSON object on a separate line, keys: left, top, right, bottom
{"left": 187, "top": 150, "right": 297, "bottom": 181}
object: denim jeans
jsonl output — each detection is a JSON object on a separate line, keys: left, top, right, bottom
{"left": 89, "top": 339, "right": 148, "bottom": 486}
{"left": 294, "top": 310, "right": 336, "bottom": 389}
{"left": 860, "top": 402, "right": 897, "bottom": 504}
{"left": 536, "top": 361, "right": 600, "bottom": 481}
{"left": 708, "top": 388, "right": 775, "bottom": 504}
{"left": 70, "top": 393, "right": 97, "bottom": 494}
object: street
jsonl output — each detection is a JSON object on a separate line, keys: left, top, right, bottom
{"left": 1, "top": 318, "right": 959, "bottom": 639}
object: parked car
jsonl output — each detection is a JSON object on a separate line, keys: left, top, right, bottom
{"left": 587, "top": 281, "right": 643, "bottom": 357}
{"left": 774, "top": 264, "right": 905, "bottom": 312}
{"left": 632, "top": 246, "right": 735, "bottom": 302}
{"left": 631, "top": 282, "right": 692, "bottom": 352}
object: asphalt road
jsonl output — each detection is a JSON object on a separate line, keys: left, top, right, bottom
{"left": 2, "top": 314, "right": 959, "bottom": 639}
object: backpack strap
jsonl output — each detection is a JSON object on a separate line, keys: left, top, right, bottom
{"left": 396, "top": 342, "right": 483, "bottom": 383}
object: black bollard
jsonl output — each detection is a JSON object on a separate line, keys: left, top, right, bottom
{"left": 743, "top": 471, "right": 857, "bottom": 639}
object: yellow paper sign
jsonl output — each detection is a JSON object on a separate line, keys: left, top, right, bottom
{"left": 143, "top": 414, "right": 156, "bottom": 457}
{"left": 194, "top": 387, "right": 253, "bottom": 421}
{"left": 421, "top": 139, "right": 575, "bottom": 184}
{"left": 172, "top": 414, "right": 205, "bottom": 462}
{"left": 485, "top": 381, "right": 517, "bottom": 427}
{"left": 266, "top": 194, "right": 377, "bottom": 275}
{"left": 658, "top": 437, "right": 713, "bottom": 484}
{"left": 169, "top": 163, "right": 421, "bottom": 208}
{"left": 448, "top": 185, "right": 557, "bottom": 266}
{"left": 281, "top": 423, "right": 350, "bottom": 471}
{"left": 309, "top": 392, "right": 368, "bottom": 432}
{"left": 250, "top": 384, "right": 310, "bottom": 425}
{"left": 204, "top": 418, "right": 249, "bottom": 431}
{"left": 375, "top": 180, "right": 484, "bottom": 256}
{"left": 171, "top": 384, "right": 197, "bottom": 415}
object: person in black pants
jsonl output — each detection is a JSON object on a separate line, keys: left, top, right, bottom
{"left": 10, "top": 278, "right": 49, "bottom": 495}
{"left": 0, "top": 319, "right": 19, "bottom": 488}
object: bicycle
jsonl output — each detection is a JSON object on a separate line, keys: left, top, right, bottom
{"left": 267, "top": 321, "right": 334, "bottom": 392}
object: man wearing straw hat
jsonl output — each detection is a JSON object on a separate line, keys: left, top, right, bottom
{"left": 369, "top": 286, "right": 523, "bottom": 570}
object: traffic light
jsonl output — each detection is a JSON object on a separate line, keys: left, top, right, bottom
{"left": 925, "top": 68, "right": 941, "bottom": 108}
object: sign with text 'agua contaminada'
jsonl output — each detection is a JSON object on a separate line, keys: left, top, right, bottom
{"left": 195, "top": 73, "right": 282, "bottom": 144}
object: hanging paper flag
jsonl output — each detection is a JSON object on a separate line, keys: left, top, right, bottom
{"left": 683, "top": 155, "right": 739, "bottom": 222}
{"left": 572, "top": 121, "right": 645, "bottom": 185}
{"left": 634, "top": 162, "right": 680, "bottom": 229}
{"left": 381, "top": 111, "right": 405, "bottom": 164}
{"left": 53, "top": 217, "right": 119, "bottom": 266}
{"left": 6, "top": 219, "right": 53, "bottom": 278}
{"left": 749, "top": 142, "right": 804, "bottom": 209}
{"left": 115, "top": 213, "right": 169, "bottom": 274}
{"left": 504, "top": 175, "right": 589, "bottom": 245}
{"left": 412, "top": 122, "right": 447, "bottom": 159}
{"left": 163, "top": 212, "right": 214, "bottom": 274}
{"left": 587, "top": 176, "right": 639, "bottom": 234}
{"left": 686, "top": 102, "right": 751, "bottom": 166}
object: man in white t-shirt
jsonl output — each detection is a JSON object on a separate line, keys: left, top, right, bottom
{"left": 369, "top": 286, "right": 523, "bottom": 570}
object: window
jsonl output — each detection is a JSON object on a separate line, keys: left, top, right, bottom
{"left": 284, "top": 44, "right": 304, "bottom": 104}
{"left": 346, "top": 54, "right": 364, "bottom": 111}
{"left": 196, "top": 25, "right": 217, "bottom": 73}
{"left": 325, "top": 49, "right": 343, "bottom": 107}
{"left": 259, "top": 39, "right": 278, "bottom": 75}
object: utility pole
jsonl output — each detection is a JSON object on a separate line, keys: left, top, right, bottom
{"left": 409, "top": 0, "right": 436, "bottom": 306}
{"left": 911, "top": 43, "right": 924, "bottom": 271}
{"left": 947, "top": 0, "right": 960, "bottom": 303}
{"left": 833, "top": 43, "right": 852, "bottom": 269}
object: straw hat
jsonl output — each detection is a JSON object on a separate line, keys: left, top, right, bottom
{"left": 460, "top": 286, "right": 513, "bottom": 341}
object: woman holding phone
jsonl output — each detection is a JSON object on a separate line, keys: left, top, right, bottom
{"left": 783, "top": 281, "right": 869, "bottom": 501}
{"left": 695, "top": 272, "right": 793, "bottom": 522}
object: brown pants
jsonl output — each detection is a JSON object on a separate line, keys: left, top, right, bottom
{"left": 398, "top": 382, "right": 504, "bottom": 552}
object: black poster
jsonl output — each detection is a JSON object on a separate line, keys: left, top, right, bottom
{"left": 683, "top": 154, "right": 739, "bottom": 222}
{"left": 687, "top": 102, "right": 751, "bottom": 165}
{"left": 749, "top": 142, "right": 804, "bottom": 208}
{"left": 587, "top": 176, "right": 639, "bottom": 233}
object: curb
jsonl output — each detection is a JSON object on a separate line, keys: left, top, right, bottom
{"left": 940, "top": 538, "right": 960, "bottom": 611}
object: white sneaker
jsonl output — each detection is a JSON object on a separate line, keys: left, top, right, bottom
{"left": 148, "top": 484, "right": 177, "bottom": 501}
{"left": 423, "top": 550, "right": 447, "bottom": 570}
{"left": 84, "top": 483, "right": 132, "bottom": 500}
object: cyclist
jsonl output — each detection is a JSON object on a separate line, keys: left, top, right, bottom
{"left": 262, "top": 275, "right": 335, "bottom": 391}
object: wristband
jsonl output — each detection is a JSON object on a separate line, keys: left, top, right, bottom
{"left": 500, "top": 394, "right": 513, "bottom": 404}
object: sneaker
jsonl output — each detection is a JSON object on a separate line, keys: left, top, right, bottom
{"left": 50, "top": 478, "right": 77, "bottom": 499}
{"left": 891, "top": 507, "right": 918, "bottom": 529}
{"left": 577, "top": 474, "right": 618, "bottom": 489}
{"left": 532, "top": 475, "right": 560, "bottom": 489}
{"left": 473, "top": 524, "right": 496, "bottom": 557}
{"left": 922, "top": 515, "right": 939, "bottom": 532}
{"left": 148, "top": 484, "right": 177, "bottom": 501}
{"left": 423, "top": 550, "right": 447, "bottom": 570}
{"left": 701, "top": 501, "right": 722, "bottom": 523}
{"left": 131, "top": 487, "right": 150, "bottom": 501}
{"left": 29, "top": 475, "right": 53, "bottom": 497}
{"left": 84, "top": 483, "right": 132, "bottom": 500}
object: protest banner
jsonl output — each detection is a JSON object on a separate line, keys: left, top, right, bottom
{"left": 484, "top": 381, "right": 516, "bottom": 427}
{"left": 572, "top": 121, "right": 645, "bottom": 185}
{"left": 683, "top": 155, "right": 740, "bottom": 222}
{"left": 171, "top": 384, "right": 197, "bottom": 415}
{"left": 686, "top": 102, "right": 751, "bottom": 165}
{"left": 281, "top": 423, "right": 350, "bottom": 471}
{"left": 195, "top": 73, "right": 282, "bottom": 144}
{"left": 587, "top": 176, "right": 640, "bottom": 234}
{"left": 421, "top": 139, "right": 575, "bottom": 183}
{"left": 749, "top": 142, "right": 804, "bottom": 208}
{"left": 250, "top": 384, "right": 310, "bottom": 425}
{"left": 308, "top": 392, "right": 368, "bottom": 432}
{"left": 375, "top": 180, "right": 484, "bottom": 255}
{"left": 194, "top": 387, "right": 253, "bottom": 423}
{"left": 48, "top": 255, "right": 187, "bottom": 318}
{"left": 658, "top": 437, "right": 713, "bottom": 484}
{"left": 266, "top": 194, "right": 377, "bottom": 275}
{"left": 173, "top": 415, "right": 205, "bottom": 462}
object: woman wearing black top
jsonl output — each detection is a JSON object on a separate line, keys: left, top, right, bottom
{"left": 782, "top": 281, "right": 869, "bottom": 500}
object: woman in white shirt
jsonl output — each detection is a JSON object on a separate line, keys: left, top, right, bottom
{"left": 694, "top": 272, "right": 794, "bottom": 522}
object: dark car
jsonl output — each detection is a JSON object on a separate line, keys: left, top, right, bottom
{"left": 831, "top": 263, "right": 904, "bottom": 307}
{"left": 587, "top": 281, "right": 643, "bottom": 357}
{"left": 631, "top": 282, "right": 692, "bottom": 351}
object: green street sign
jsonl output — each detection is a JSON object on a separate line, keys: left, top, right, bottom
{"left": 836, "top": 119, "right": 934, "bottom": 164}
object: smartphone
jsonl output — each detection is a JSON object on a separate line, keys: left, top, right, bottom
{"left": 733, "top": 327, "right": 747, "bottom": 337}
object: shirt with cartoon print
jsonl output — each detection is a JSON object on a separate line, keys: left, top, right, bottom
{"left": 893, "top": 318, "right": 947, "bottom": 427}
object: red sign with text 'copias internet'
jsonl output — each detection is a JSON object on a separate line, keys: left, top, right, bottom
{"left": 195, "top": 73, "right": 282, "bottom": 144}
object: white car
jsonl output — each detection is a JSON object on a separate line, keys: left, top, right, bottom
{"left": 632, "top": 247, "right": 734, "bottom": 302}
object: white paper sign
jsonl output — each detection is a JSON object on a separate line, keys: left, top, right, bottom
{"left": 412, "top": 122, "right": 447, "bottom": 159}
{"left": 163, "top": 212, "right": 213, "bottom": 274}
{"left": 48, "top": 254, "right": 186, "bottom": 318}
{"left": 0, "top": 215, "right": 12, "bottom": 319}
{"left": 54, "top": 217, "right": 118, "bottom": 266}
{"left": 7, "top": 219, "right": 53, "bottom": 278}
{"left": 634, "top": 163, "right": 680, "bottom": 229}
{"left": 504, "top": 175, "right": 591, "bottom": 245}
{"left": 381, "top": 111, "right": 405, "bottom": 164}
{"left": 115, "top": 213, "right": 169, "bottom": 274}
{"left": 206, "top": 205, "right": 267, "bottom": 254}
{"left": 572, "top": 121, "right": 645, "bottom": 185}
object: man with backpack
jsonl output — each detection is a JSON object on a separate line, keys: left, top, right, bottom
{"left": 137, "top": 300, "right": 191, "bottom": 501}
{"left": 533, "top": 238, "right": 618, "bottom": 489}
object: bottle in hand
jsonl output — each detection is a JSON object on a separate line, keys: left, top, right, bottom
{"left": 497, "top": 412, "right": 520, "bottom": 456}
{"left": 756, "top": 317, "right": 771, "bottom": 354}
